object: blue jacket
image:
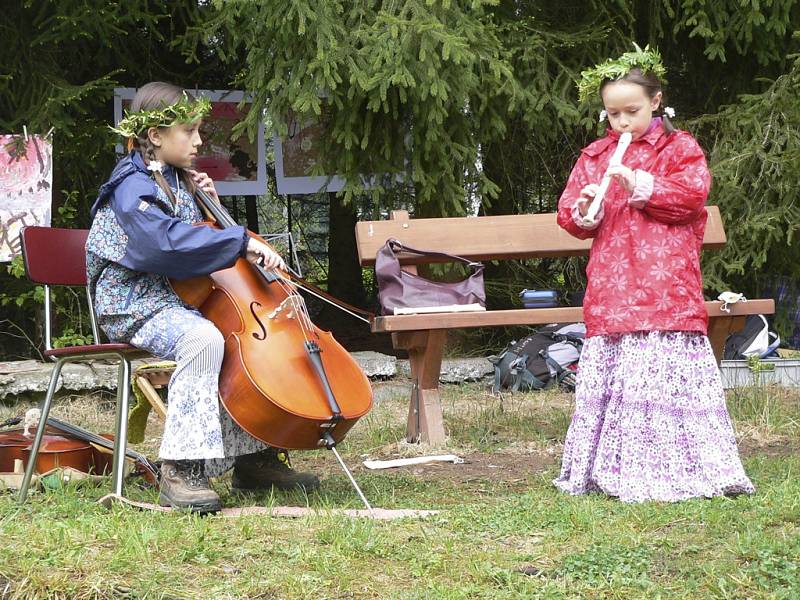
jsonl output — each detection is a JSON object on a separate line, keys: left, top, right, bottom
{"left": 86, "top": 151, "right": 248, "bottom": 342}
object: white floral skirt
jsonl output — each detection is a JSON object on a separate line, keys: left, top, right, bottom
{"left": 553, "top": 331, "right": 755, "bottom": 503}
{"left": 131, "top": 307, "right": 266, "bottom": 476}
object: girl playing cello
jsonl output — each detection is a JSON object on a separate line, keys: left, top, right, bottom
{"left": 87, "top": 82, "right": 319, "bottom": 512}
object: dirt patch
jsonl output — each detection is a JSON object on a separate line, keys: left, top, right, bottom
{"left": 739, "top": 437, "right": 800, "bottom": 459}
{"left": 378, "top": 452, "right": 557, "bottom": 485}
{"left": 292, "top": 450, "right": 557, "bottom": 489}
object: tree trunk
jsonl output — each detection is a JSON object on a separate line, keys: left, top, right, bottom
{"left": 312, "top": 192, "right": 376, "bottom": 350}
{"left": 326, "top": 192, "right": 365, "bottom": 307}
{"left": 479, "top": 119, "right": 533, "bottom": 309}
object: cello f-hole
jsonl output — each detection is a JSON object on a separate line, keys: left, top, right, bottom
{"left": 250, "top": 302, "right": 268, "bottom": 340}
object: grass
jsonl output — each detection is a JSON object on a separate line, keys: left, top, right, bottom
{"left": 0, "top": 382, "right": 798, "bottom": 599}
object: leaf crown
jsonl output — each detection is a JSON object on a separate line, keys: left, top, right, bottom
{"left": 110, "top": 94, "right": 212, "bottom": 138}
{"left": 577, "top": 43, "right": 666, "bottom": 104}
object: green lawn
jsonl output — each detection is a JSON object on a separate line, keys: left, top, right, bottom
{"left": 0, "top": 383, "right": 798, "bottom": 599}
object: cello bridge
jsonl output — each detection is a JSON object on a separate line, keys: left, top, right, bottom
{"left": 267, "top": 296, "right": 298, "bottom": 320}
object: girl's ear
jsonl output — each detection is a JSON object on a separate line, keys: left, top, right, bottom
{"left": 651, "top": 91, "right": 663, "bottom": 112}
{"left": 147, "top": 127, "right": 162, "bottom": 147}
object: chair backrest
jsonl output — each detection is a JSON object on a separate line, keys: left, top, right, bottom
{"left": 20, "top": 226, "right": 89, "bottom": 286}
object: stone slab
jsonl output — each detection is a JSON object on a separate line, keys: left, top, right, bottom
{"left": 0, "top": 353, "right": 492, "bottom": 400}
{"left": 0, "top": 360, "right": 122, "bottom": 399}
{"left": 351, "top": 351, "right": 397, "bottom": 378}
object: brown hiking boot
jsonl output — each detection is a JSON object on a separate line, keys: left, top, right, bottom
{"left": 232, "top": 448, "right": 320, "bottom": 493}
{"left": 159, "top": 460, "right": 221, "bottom": 513}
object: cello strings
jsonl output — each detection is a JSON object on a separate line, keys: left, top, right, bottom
{"left": 200, "top": 192, "right": 319, "bottom": 336}
{"left": 274, "top": 271, "right": 371, "bottom": 325}
{"left": 271, "top": 274, "right": 314, "bottom": 344}
{"left": 197, "top": 189, "right": 368, "bottom": 325}
{"left": 274, "top": 273, "right": 318, "bottom": 336}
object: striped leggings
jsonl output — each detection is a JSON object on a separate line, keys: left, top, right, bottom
{"left": 130, "top": 306, "right": 265, "bottom": 476}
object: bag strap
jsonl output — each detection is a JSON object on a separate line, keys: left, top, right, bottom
{"left": 543, "top": 348, "right": 578, "bottom": 389}
{"left": 509, "top": 355, "right": 527, "bottom": 392}
{"left": 510, "top": 353, "right": 548, "bottom": 391}
{"left": 764, "top": 331, "right": 781, "bottom": 357}
{"left": 543, "top": 353, "right": 564, "bottom": 376}
{"left": 387, "top": 239, "right": 483, "bottom": 270}
{"left": 553, "top": 333, "right": 585, "bottom": 344}
{"left": 559, "top": 370, "right": 577, "bottom": 390}
{"left": 517, "top": 369, "right": 548, "bottom": 391}
{"left": 490, "top": 352, "right": 506, "bottom": 393}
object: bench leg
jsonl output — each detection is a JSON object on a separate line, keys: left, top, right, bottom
{"left": 393, "top": 330, "right": 447, "bottom": 445}
{"left": 708, "top": 316, "right": 745, "bottom": 364}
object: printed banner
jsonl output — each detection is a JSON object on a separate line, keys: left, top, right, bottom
{"left": 274, "top": 108, "right": 347, "bottom": 195}
{"left": 0, "top": 134, "right": 53, "bottom": 262}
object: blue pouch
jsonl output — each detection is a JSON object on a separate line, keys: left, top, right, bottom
{"left": 520, "top": 289, "right": 559, "bottom": 309}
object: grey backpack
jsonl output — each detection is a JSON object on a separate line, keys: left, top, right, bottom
{"left": 488, "top": 323, "right": 585, "bottom": 392}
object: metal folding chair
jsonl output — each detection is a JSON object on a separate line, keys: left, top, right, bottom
{"left": 17, "top": 226, "right": 146, "bottom": 502}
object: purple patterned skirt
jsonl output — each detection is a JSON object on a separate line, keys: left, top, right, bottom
{"left": 553, "top": 331, "right": 755, "bottom": 503}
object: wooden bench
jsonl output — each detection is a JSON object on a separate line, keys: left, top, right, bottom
{"left": 355, "top": 206, "right": 775, "bottom": 444}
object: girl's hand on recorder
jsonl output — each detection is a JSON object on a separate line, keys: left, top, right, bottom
{"left": 577, "top": 184, "right": 600, "bottom": 216}
{"left": 606, "top": 165, "right": 636, "bottom": 192}
{"left": 246, "top": 239, "right": 286, "bottom": 271}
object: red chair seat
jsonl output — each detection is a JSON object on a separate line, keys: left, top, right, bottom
{"left": 44, "top": 343, "right": 146, "bottom": 358}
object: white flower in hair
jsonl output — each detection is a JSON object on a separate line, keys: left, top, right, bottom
{"left": 663, "top": 106, "right": 676, "bottom": 118}
{"left": 599, "top": 109, "right": 608, "bottom": 123}
{"left": 146, "top": 160, "right": 164, "bottom": 174}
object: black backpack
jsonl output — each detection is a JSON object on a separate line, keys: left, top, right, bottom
{"left": 723, "top": 314, "right": 780, "bottom": 360}
{"left": 488, "top": 323, "right": 585, "bottom": 392}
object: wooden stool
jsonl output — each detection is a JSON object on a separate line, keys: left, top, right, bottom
{"left": 132, "top": 362, "right": 176, "bottom": 421}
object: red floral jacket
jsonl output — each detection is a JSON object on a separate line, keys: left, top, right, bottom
{"left": 557, "top": 122, "right": 712, "bottom": 338}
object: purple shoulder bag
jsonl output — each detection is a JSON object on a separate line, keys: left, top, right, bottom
{"left": 375, "top": 239, "right": 486, "bottom": 315}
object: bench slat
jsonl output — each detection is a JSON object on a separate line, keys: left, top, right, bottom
{"left": 356, "top": 206, "right": 726, "bottom": 266}
{"left": 370, "top": 299, "right": 773, "bottom": 333}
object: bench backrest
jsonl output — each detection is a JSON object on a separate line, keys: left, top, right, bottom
{"left": 355, "top": 206, "right": 726, "bottom": 267}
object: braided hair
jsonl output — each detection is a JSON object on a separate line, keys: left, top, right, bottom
{"left": 128, "top": 82, "right": 196, "bottom": 204}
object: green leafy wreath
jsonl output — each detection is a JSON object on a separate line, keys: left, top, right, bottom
{"left": 110, "top": 94, "right": 212, "bottom": 138}
{"left": 577, "top": 43, "right": 666, "bottom": 104}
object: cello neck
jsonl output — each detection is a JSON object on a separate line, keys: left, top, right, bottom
{"left": 194, "top": 187, "right": 238, "bottom": 229}
{"left": 193, "top": 187, "right": 283, "bottom": 283}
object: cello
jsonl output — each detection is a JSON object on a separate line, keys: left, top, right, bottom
{"left": 170, "top": 188, "right": 373, "bottom": 459}
{"left": 0, "top": 415, "right": 158, "bottom": 485}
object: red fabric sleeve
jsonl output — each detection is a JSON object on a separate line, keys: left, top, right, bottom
{"left": 643, "top": 134, "right": 711, "bottom": 225}
{"left": 557, "top": 155, "right": 599, "bottom": 240}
